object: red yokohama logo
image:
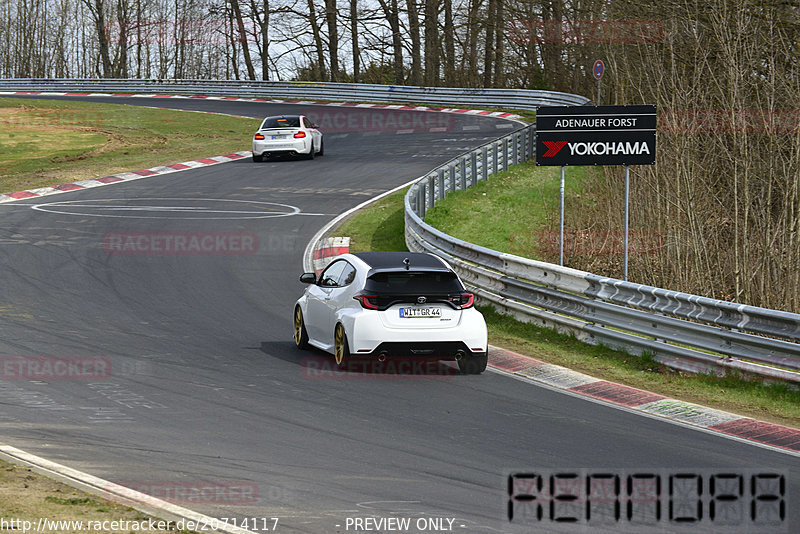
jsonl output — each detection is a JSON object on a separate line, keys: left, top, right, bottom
{"left": 542, "top": 141, "right": 568, "bottom": 157}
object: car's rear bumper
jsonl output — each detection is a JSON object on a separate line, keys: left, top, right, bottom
{"left": 364, "top": 341, "right": 481, "bottom": 359}
{"left": 345, "top": 308, "right": 488, "bottom": 356}
{"left": 252, "top": 138, "right": 310, "bottom": 155}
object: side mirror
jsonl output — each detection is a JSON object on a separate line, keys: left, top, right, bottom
{"left": 299, "top": 272, "right": 317, "bottom": 284}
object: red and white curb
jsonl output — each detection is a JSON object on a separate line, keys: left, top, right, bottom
{"left": 0, "top": 151, "right": 251, "bottom": 204}
{"left": 489, "top": 346, "right": 800, "bottom": 455}
{"left": 313, "top": 237, "right": 351, "bottom": 275}
{"left": 0, "top": 91, "right": 524, "bottom": 124}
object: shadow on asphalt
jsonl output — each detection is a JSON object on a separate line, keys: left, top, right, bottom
{"left": 259, "top": 341, "right": 463, "bottom": 377}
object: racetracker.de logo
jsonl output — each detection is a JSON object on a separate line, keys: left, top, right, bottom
{"left": 104, "top": 232, "right": 258, "bottom": 255}
{"left": 107, "top": 481, "right": 260, "bottom": 506}
{"left": 302, "top": 108, "right": 454, "bottom": 133}
{"left": 301, "top": 356, "right": 460, "bottom": 379}
{"left": 1, "top": 357, "right": 111, "bottom": 380}
{"left": 508, "top": 19, "right": 664, "bottom": 44}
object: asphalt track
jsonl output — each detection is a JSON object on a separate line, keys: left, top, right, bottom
{"left": 0, "top": 95, "right": 798, "bottom": 533}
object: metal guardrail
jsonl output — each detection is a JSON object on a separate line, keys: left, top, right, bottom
{"left": 403, "top": 126, "right": 800, "bottom": 384}
{"left": 0, "top": 78, "right": 591, "bottom": 110}
{"left": 5, "top": 78, "right": 797, "bottom": 382}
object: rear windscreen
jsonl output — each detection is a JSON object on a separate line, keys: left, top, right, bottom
{"left": 365, "top": 271, "right": 463, "bottom": 293}
{"left": 261, "top": 116, "right": 301, "bottom": 128}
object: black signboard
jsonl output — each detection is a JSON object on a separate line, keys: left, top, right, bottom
{"left": 536, "top": 105, "right": 656, "bottom": 166}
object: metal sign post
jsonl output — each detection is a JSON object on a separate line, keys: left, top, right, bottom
{"left": 593, "top": 60, "right": 604, "bottom": 105}
{"left": 624, "top": 165, "right": 630, "bottom": 281}
{"left": 536, "top": 105, "right": 656, "bottom": 277}
{"left": 560, "top": 166, "right": 565, "bottom": 266}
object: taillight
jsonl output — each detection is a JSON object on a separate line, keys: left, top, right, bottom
{"left": 254, "top": 133, "right": 265, "bottom": 140}
{"left": 451, "top": 293, "right": 474, "bottom": 309}
{"left": 354, "top": 294, "right": 378, "bottom": 310}
{"left": 293, "top": 131, "right": 306, "bottom": 138}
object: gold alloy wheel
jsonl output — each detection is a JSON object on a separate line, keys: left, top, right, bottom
{"left": 294, "top": 307, "right": 303, "bottom": 346}
{"left": 334, "top": 324, "right": 346, "bottom": 366}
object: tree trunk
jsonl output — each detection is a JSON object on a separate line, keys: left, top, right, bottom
{"left": 325, "top": 0, "right": 339, "bottom": 81}
{"left": 82, "top": 0, "right": 114, "bottom": 77}
{"left": 230, "top": 0, "right": 256, "bottom": 80}
{"left": 407, "top": 0, "right": 422, "bottom": 85}
{"left": 482, "top": 0, "right": 495, "bottom": 86}
{"left": 443, "top": 0, "right": 454, "bottom": 83}
{"left": 424, "top": 0, "right": 439, "bottom": 86}
{"left": 350, "top": 0, "right": 360, "bottom": 82}
{"left": 492, "top": 0, "right": 503, "bottom": 87}
{"left": 378, "top": 0, "right": 404, "bottom": 84}
{"left": 307, "top": 0, "right": 326, "bottom": 79}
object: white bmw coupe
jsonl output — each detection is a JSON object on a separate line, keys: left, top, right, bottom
{"left": 252, "top": 115, "right": 323, "bottom": 161}
{"left": 293, "top": 252, "right": 488, "bottom": 374}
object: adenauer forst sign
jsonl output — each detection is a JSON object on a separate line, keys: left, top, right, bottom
{"left": 536, "top": 105, "right": 656, "bottom": 166}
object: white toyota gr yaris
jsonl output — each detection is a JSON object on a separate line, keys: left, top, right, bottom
{"left": 293, "top": 252, "right": 488, "bottom": 374}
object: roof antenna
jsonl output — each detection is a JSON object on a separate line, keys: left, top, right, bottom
{"left": 403, "top": 257, "right": 410, "bottom": 270}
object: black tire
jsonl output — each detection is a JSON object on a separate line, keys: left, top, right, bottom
{"left": 317, "top": 138, "right": 324, "bottom": 156}
{"left": 252, "top": 153, "right": 263, "bottom": 162}
{"left": 458, "top": 351, "right": 488, "bottom": 375}
{"left": 306, "top": 142, "right": 315, "bottom": 160}
{"left": 293, "top": 307, "right": 309, "bottom": 349}
{"left": 333, "top": 323, "right": 350, "bottom": 370}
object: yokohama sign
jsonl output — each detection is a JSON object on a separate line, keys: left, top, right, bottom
{"left": 536, "top": 105, "right": 656, "bottom": 166}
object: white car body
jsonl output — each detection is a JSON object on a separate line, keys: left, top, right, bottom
{"left": 252, "top": 115, "right": 323, "bottom": 161}
{"left": 293, "top": 252, "right": 489, "bottom": 374}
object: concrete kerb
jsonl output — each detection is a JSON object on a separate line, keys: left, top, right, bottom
{"left": 302, "top": 190, "right": 800, "bottom": 458}
{"left": 0, "top": 444, "right": 257, "bottom": 534}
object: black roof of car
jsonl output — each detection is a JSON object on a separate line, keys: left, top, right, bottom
{"left": 351, "top": 252, "right": 450, "bottom": 272}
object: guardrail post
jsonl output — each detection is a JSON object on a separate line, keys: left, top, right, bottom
{"left": 512, "top": 133, "right": 519, "bottom": 165}
{"left": 417, "top": 184, "right": 426, "bottom": 218}
{"left": 492, "top": 143, "right": 499, "bottom": 176}
{"left": 459, "top": 157, "right": 467, "bottom": 189}
{"left": 503, "top": 138, "right": 510, "bottom": 172}
{"left": 470, "top": 152, "right": 478, "bottom": 186}
{"left": 437, "top": 169, "right": 445, "bottom": 201}
{"left": 426, "top": 176, "right": 435, "bottom": 209}
{"left": 480, "top": 147, "right": 488, "bottom": 181}
{"left": 449, "top": 163, "right": 457, "bottom": 190}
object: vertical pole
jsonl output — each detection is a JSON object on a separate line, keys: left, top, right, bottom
{"left": 624, "top": 165, "right": 630, "bottom": 281}
{"left": 597, "top": 77, "right": 601, "bottom": 106}
{"left": 560, "top": 166, "right": 565, "bottom": 266}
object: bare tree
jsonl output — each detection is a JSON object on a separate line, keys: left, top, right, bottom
{"left": 377, "top": 0, "right": 403, "bottom": 83}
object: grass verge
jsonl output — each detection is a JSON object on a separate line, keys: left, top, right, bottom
{"left": 0, "top": 458, "right": 197, "bottom": 533}
{"left": 0, "top": 97, "right": 259, "bottom": 192}
{"left": 330, "top": 181, "right": 800, "bottom": 428}
{"left": 423, "top": 161, "right": 588, "bottom": 259}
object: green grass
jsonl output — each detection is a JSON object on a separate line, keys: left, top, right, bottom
{"left": 330, "top": 176, "right": 800, "bottom": 428}
{"left": 335, "top": 188, "right": 410, "bottom": 252}
{"left": 0, "top": 460, "right": 199, "bottom": 532}
{"left": 424, "top": 161, "right": 590, "bottom": 259}
{"left": 0, "top": 97, "right": 259, "bottom": 192}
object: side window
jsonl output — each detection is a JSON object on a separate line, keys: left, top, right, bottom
{"left": 338, "top": 263, "right": 357, "bottom": 286}
{"left": 319, "top": 261, "right": 347, "bottom": 287}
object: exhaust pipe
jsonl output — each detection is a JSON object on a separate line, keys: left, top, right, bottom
{"left": 378, "top": 352, "right": 388, "bottom": 362}
{"left": 454, "top": 350, "right": 465, "bottom": 361}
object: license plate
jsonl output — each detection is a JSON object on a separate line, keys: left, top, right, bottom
{"left": 399, "top": 307, "right": 441, "bottom": 318}
{"left": 271, "top": 135, "right": 287, "bottom": 140}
